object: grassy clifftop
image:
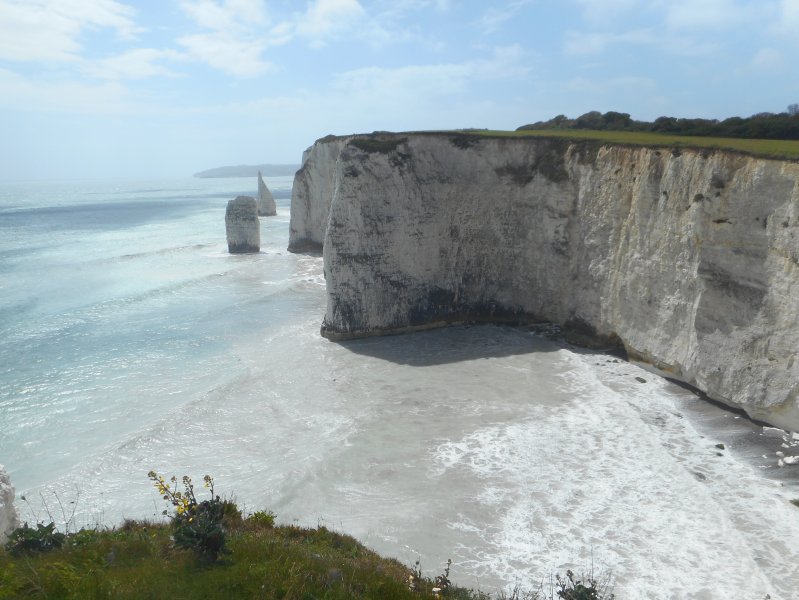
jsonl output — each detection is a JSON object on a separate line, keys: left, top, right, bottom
{"left": 336, "top": 129, "right": 799, "bottom": 161}
{"left": 476, "top": 129, "right": 799, "bottom": 160}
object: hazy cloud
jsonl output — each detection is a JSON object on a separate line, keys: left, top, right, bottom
{"left": 660, "top": 0, "right": 758, "bottom": 30}
{"left": 479, "top": 0, "right": 534, "bottom": 34}
{"left": 372, "top": 0, "right": 452, "bottom": 14}
{"left": 178, "top": 0, "right": 267, "bottom": 30}
{"left": 335, "top": 45, "right": 530, "bottom": 98}
{"left": 567, "top": 1, "right": 774, "bottom": 61}
{"left": 277, "top": 0, "right": 409, "bottom": 50}
{"left": 573, "top": 0, "right": 640, "bottom": 23}
{"left": 83, "top": 48, "right": 186, "bottom": 80}
{"left": 178, "top": 32, "right": 272, "bottom": 77}
{"left": 295, "top": 0, "right": 365, "bottom": 43}
{"left": 564, "top": 28, "right": 655, "bottom": 55}
{"left": 177, "top": 0, "right": 272, "bottom": 76}
{"left": 564, "top": 25, "right": 723, "bottom": 57}
{"left": 564, "top": 75, "right": 656, "bottom": 94}
{"left": 175, "top": 0, "right": 370, "bottom": 72}
{"left": 0, "top": 66, "right": 135, "bottom": 113}
{"left": 778, "top": 0, "right": 799, "bottom": 33}
{"left": 746, "top": 47, "right": 784, "bottom": 70}
{"left": 0, "top": 0, "right": 138, "bottom": 63}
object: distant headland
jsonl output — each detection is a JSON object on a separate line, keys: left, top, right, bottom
{"left": 194, "top": 164, "right": 300, "bottom": 178}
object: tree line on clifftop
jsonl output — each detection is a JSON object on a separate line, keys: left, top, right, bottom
{"left": 518, "top": 104, "right": 799, "bottom": 140}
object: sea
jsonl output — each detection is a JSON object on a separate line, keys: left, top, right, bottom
{"left": 1, "top": 176, "right": 798, "bottom": 599}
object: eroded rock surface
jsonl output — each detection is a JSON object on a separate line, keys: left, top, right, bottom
{"left": 226, "top": 195, "right": 260, "bottom": 253}
{"left": 0, "top": 464, "right": 20, "bottom": 543}
{"left": 288, "top": 135, "right": 351, "bottom": 253}
{"left": 291, "top": 132, "right": 799, "bottom": 430}
{"left": 257, "top": 170, "right": 277, "bottom": 216}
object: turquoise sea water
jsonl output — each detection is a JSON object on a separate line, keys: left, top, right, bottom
{"left": 1, "top": 177, "right": 799, "bottom": 598}
{"left": 0, "top": 176, "right": 300, "bottom": 489}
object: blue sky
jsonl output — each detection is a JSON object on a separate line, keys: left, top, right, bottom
{"left": 1, "top": 0, "right": 797, "bottom": 179}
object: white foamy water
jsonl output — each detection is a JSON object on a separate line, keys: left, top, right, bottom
{"left": 1, "top": 178, "right": 798, "bottom": 599}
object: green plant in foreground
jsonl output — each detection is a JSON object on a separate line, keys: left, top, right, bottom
{"left": 556, "top": 570, "right": 614, "bottom": 600}
{"left": 431, "top": 558, "right": 454, "bottom": 597}
{"left": 247, "top": 509, "right": 276, "bottom": 528}
{"left": 148, "top": 470, "right": 227, "bottom": 562}
{"left": 4, "top": 522, "right": 66, "bottom": 555}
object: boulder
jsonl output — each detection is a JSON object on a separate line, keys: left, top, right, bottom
{"left": 257, "top": 170, "right": 277, "bottom": 216}
{"left": 225, "top": 195, "right": 260, "bottom": 253}
{"left": 0, "top": 464, "right": 20, "bottom": 543}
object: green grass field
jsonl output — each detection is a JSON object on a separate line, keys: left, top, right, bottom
{"left": 468, "top": 129, "right": 799, "bottom": 160}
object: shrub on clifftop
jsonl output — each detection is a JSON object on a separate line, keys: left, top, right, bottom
{"left": 148, "top": 471, "right": 230, "bottom": 562}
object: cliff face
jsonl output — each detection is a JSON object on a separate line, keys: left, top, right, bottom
{"left": 288, "top": 136, "right": 351, "bottom": 252}
{"left": 291, "top": 132, "right": 799, "bottom": 431}
{"left": 0, "top": 464, "right": 20, "bottom": 543}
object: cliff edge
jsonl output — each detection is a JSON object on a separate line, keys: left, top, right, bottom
{"left": 290, "top": 132, "right": 799, "bottom": 431}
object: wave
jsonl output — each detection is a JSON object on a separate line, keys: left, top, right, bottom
{"left": 84, "top": 187, "right": 206, "bottom": 195}
{"left": 115, "top": 243, "right": 215, "bottom": 261}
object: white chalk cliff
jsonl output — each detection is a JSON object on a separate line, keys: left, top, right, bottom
{"left": 289, "top": 135, "right": 351, "bottom": 252}
{"left": 289, "top": 132, "right": 799, "bottom": 431}
{"left": 0, "top": 464, "right": 20, "bottom": 543}
{"left": 257, "top": 170, "right": 277, "bottom": 216}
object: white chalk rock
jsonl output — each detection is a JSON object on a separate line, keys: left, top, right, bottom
{"left": 294, "top": 132, "right": 799, "bottom": 431}
{"left": 763, "top": 427, "right": 786, "bottom": 438}
{"left": 288, "top": 135, "right": 351, "bottom": 252}
{"left": 257, "top": 170, "right": 277, "bottom": 216}
{"left": 225, "top": 195, "right": 260, "bottom": 254}
{"left": 0, "top": 464, "right": 20, "bottom": 543}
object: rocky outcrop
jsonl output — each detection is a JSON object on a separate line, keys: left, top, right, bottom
{"left": 225, "top": 195, "right": 260, "bottom": 253}
{"left": 257, "top": 170, "right": 277, "bottom": 216}
{"left": 288, "top": 135, "right": 351, "bottom": 253}
{"left": 292, "top": 132, "right": 799, "bottom": 431}
{"left": 0, "top": 464, "right": 20, "bottom": 543}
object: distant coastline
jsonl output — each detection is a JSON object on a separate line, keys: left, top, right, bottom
{"left": 194, "top": 164, "right": 300, "bottom": 178}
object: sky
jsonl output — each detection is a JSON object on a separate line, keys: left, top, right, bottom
{"left": 0, "top": 0, "right": 798, "bottom": 180}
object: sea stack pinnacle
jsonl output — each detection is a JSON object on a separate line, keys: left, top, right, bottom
{"left": 257, "top": 170, "right": 277, "bottom": 216}
{"left": 225, "top": 195, "right": 260, "bottom": 253}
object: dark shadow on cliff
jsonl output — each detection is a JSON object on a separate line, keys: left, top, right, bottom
{"left": 336, "top": 324, "right": 560, "bottom": 367}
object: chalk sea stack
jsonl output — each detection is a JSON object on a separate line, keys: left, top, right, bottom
{"left": 257, "top": 170, "right": 277, "bottom": 216}
{"left": 225, "top": 195, "right": 260, "bottom": 253}
{"left": 0, "top": 464, "right": 19, "bottom": 544}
